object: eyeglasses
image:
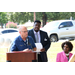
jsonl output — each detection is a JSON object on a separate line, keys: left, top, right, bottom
{"left": 21, "top": 31, "right": 28, "bottom": 33}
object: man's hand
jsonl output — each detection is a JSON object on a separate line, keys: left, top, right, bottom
{"left": 40, "top": 48, "right": 45, "bottom": 52}
{"left": 33, "top": 47, "right": 36, "bottom": 51}
{"left": 23, "top": 49, "right": 32, "bottom": 52}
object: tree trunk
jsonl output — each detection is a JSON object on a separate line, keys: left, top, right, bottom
{"left": 34, "top": 12, "right": 36, "bottom": 21}
{"left": 1, "top": 23, "right": 3, "bottom": 29}
{"left": 42, "top": 12, "right": 47, "bottom": 27}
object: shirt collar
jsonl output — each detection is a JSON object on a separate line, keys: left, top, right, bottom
{"left": 33, "top": 29, "right": 40, "bottom": 34}
{"left": 19, "top": 35, "right": 27, "bottom": 42}
{"left": 19, "top": 35, "right": 23, "bottom": 41}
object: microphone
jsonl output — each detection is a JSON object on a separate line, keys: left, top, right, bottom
{"left": 27, "top": 37, "right": 33, "bottom": 51}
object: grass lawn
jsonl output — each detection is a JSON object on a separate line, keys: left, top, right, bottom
{"left": 0, "top": 40, "right": 75, "bottom": 62}
{"left": 0, "top": 48, "right": 7, "bottom": 62}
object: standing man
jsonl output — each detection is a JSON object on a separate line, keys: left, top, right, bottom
{"left": 10, "top": 26, "right": 36, "bottom": 52}
{"left": 28, "top": 20, "right": 51, "bottom": 62}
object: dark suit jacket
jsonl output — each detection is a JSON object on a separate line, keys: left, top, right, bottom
{"left": 28, "top": 29, "right": 51, "bottom": 62}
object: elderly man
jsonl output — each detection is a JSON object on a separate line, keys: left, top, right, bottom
{"left": 10, "top": 26, "right": 36, "bottom": 52}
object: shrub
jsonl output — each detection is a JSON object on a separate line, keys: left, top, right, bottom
{"left": 6, "top": 22, "right": 17, "bottom": 28}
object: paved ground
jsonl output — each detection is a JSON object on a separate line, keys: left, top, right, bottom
{"left": 58, "top": 39, "right": 75, "bottom": 42}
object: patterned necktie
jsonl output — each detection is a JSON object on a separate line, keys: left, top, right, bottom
{"left": 36, "top": 32, "right": 39, "bottom": 43}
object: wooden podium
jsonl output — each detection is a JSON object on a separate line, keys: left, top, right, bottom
{"left": 6, "top": 51, "right": 37, "bottom": 62}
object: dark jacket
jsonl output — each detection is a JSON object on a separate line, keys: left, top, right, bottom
{"left": 28, "top": 29, "right": 51, "bottom": 62}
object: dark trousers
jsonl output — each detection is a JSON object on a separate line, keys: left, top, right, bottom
{"left": 38, "top": 54, "right": 42, "bottom": 62}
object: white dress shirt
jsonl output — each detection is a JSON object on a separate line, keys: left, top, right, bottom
{"left": 33, "top": 30, "right": 41, "bottom": 54}
{"left": 33, "top": 30, "right": 41, "bottom": 43}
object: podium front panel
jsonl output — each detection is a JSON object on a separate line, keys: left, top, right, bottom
{"left": 6, "top": 51, "right": 37, "bottom": 62}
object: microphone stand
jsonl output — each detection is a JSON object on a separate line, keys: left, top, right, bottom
{"left": 27, "top": 37, "right": 38, "bottom": 62}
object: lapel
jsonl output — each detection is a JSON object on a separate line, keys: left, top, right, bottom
{"left": 69, "top": 53, "right": 72, "bottom": 59}
{"left": 40, "top": 30, "right": 42, "bottom": 43}
{"left": 62, "top": 51, "right": 68, "bottom": 61}
{"left": 32, "top": 29, "right": 36, "bottom": 43}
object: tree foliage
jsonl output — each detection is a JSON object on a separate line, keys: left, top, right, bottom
{"left": 0, "top": 12, "right": 8, "bottom": 28}
{"left": 9, "top": 12, "right": 75, "bottom": 23}
{"left": 3, "top": 12, "right": 75, "bottom": 27}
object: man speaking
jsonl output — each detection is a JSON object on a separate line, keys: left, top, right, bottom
{"left": 10, "top": 26, "right": 36, "bottom": 52}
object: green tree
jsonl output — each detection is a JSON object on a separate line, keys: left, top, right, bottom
{"left": 0, "top": 12, "right": 8, "bottom": 28}
{"left": 8, "top": 12, "right": 33, "bottom": 24}
{"left": 7, "top": 12, "right": 75, "bottom": 27}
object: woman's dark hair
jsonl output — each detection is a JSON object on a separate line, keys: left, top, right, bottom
{"left": 61, "top": 41, "right": 73, "bottom": 52}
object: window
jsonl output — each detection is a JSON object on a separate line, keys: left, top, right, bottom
{"left": 59, "top": 21, "right": 73, "bottom": 28}
{"left": 2, "top": 30, "right": 18, "bottom": 34}
{"left": 8, "top": 30, "right": 18, "bottom": 33}
{"left": 2, "top": 30, "right": 8, "bottom": 34}
{"left": 66, "top": 21, "right": 73, "bottom": 27}
{"left": 59, "top": 22, "right": 68, "bottom": 28}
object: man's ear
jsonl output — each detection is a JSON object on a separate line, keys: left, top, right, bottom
{"left": 19, "top": 31, "right": 21, "bottom": 34}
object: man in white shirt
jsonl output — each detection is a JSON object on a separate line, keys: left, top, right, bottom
{"left": 28, "top": 20, "right": 51, "bottom": 62}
